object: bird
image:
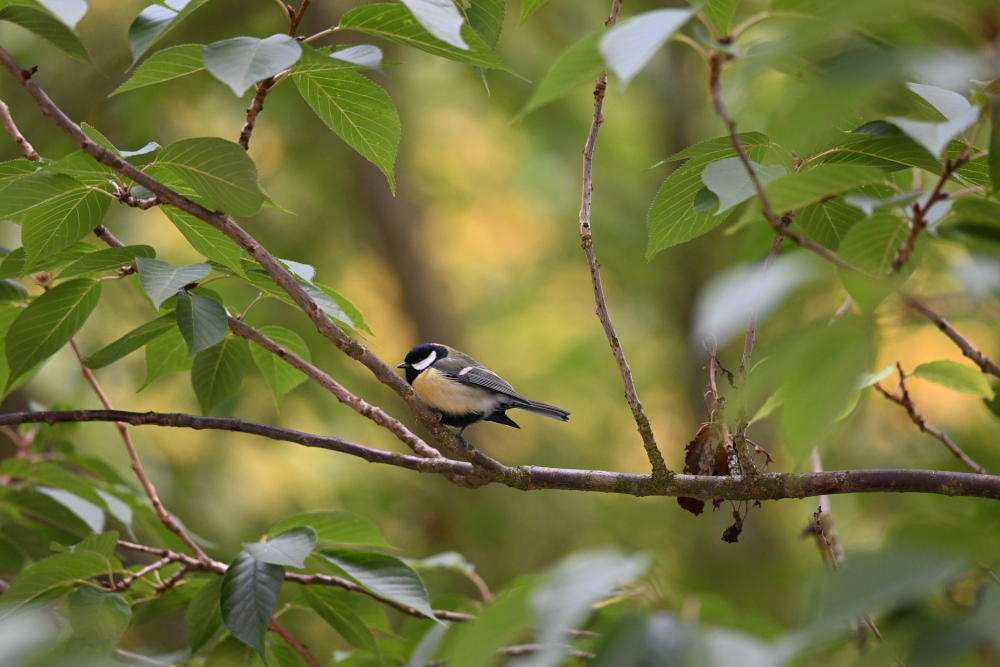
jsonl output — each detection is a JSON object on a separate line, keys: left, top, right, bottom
{"left": 397, "top": 343, "right": 570, "bottom": 439}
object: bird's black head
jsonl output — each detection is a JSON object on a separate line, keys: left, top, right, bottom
{"left": 397, "top": 344, "right": 449, "bottom": 384}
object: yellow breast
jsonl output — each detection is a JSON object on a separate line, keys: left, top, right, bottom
{"left": 413, "top": 368, "right": 492, "bottom": 415}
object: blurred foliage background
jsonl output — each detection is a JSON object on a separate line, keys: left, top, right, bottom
{"left": 1, "top": 0, "right": 1000, "bottom": 659}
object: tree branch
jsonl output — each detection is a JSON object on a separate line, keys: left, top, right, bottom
{"left": 5, "top": 410, "right": 1000, "bottom": 501}
{"left": 903, "top": 295, "right": 1000, "bottom": 380}
{"left": 579, "top": 31, "right": 667, "bottom": 479}
{"left": 269, "top": 617, "right": 321, "bottom": 667}
{"left": 890, "top": 145, "right": 971, "bottom": 273}
{"left": 706, "top": 52, "right": 856, "bottom": 272}
{"left": 238, "top": 0, "right": 311, "bottom": 149}
{"left": 68, "top": 340, "right": 208, "bottom": 560}
{"left": 0, "top": 46, "right": 481, "bottom": 469}
{"left": 875, "top": 363, "right": 986, "bottom": 475}
{"left": 0, "top": 95, "right": 39, "bottom": 161}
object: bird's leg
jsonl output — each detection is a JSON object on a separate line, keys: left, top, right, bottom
{"left": 456, "top": 426, "right": 470, "bottom": 450}
{"left": 432, "top": 410, "right": 443, "bottom": 423}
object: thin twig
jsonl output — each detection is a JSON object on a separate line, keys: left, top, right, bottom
{"left": 5, "top": 410, "right": 1000, "bottom": 501}
{"left": 110, "top": 557, "right": 173, "bottom": 592}
{"left": 741, "top": 230, "right": 785, "bottom": 379}
{"left": 579, "top": 74, "right": 667, "bottom": 479}
{"left": 269, "top": 617, "right": 321, "bottom": 667}
{"left": 68, "top": 340, "right": 208, "bottom": 560}
{"left": 605, "top": 0, "right": 623, "bottom": 26}
{"left": 903, "top": 295, "right": 1000, "bottom": 380}
{"left": 874, "top": 363, "right": 987, "bottom": 474}
{"left": 707, "top": 52, "right": 857, "bottom": 272}
{"left": 238, "top": 0, "right": 311, "bottom": 149}
{"left": 891, "top": 145, "right": 971, "bottom": 273}
{"left": 0, "top": 96, "right": 39, "bottom": 160}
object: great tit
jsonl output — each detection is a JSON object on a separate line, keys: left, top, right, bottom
{"left": 397, "top": 344, "right": 570, "bottom": 436}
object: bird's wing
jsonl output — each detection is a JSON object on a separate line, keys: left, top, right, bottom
{"left": 438, "top": 365, "right": 529, "bottom": 404}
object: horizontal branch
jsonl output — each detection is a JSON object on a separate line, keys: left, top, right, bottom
{"left": 5, "top": 410, "right": 1000, "bottom": 501}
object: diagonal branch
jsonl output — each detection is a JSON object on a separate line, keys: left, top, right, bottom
{"left": 0, "top": 45, "right": 495, "bottom": 474}
{"left": 68, "top": 340, "right": 208, "bottom": 560}
{"left": 88, "top": 224, "right": 444, "bottom": 461}
{"left": 874, "top": 363, "right": 986, "bottom": 474}
{"left": 903, "top": 295, "right": 1000, "bottom": 380}
{"left": 0, "top": 96, "right": 39, "bottom": 161}
{"left": 707, "top": 52, "right": 856, "bottom": 272}
{"left": 5, "top": 410, "right": 1000, "bottom": 501}
{"left": 238, "top": 0, "right": 311, "bottom": 149}
{"left": 578, "top": 3, "right": 668, "bottom": 480}
{"left": 269, "top": 618, "right": 321, "bottom": 667}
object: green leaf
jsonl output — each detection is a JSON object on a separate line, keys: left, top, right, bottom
{"left": 408, "top": 622, "right": 450, "bottom": 667}
{"left": 794, "top": 196, "right": 865, "bottom": 250}
{"left": 220, "top": 551, "right": 284, "bottom": 660}
{"left": 33, "top": 487, "right": 104, "bottom": 534}
{"left": 0, "top": 279, "right": 28, "bottom": 303}
{"left": 399, "top": 0, "right": 468, "bottom": 50}
{"left": 0, "top": 550, "right": 117, "bottom": 617}
{"left": 467, "top": 0, "right": 503, "bottom": 48}
{"left": 34, "top": 0, "right": 86, "bottom": 29}
{"left": 128, "top": 0, "right": 212, "bottom": 64}
{"left": 300, "top": 586, "right": 379, "bottom": 653}
{"left": 248, "top": 325, "right": 310, "bottom": 409}
{"left": 136, "top": 257, "right": 211, "bottom": 311}
{"left": 68, "top": 586, "right": 131, "bottom": 647}
{"left": 339, "top": 3, "right": 511, "bottom": 72}
{"left": 162, "top": 207, "right": 247, "bottom": 278}
{"left": 155, "top": 137, "right": 267, "bottom": 217}
{"left": 0, "top": 6, "right": 90, "bottom": 62}
{"left": 837, "top": 212, "right": 909, "bottom": 276}
{"left": 822, "top": 134, "right": 942, "bottom": 173}
{"left": 270, "top": 641, "right": 309, "bottom": 667}
{"left": 812, "top": 551, "right": 960, "bottom": 626}
{"left": 318, "top": 285, "right": 371, "bottom": 335}
{"left": 43, "top": 150, "right": 116, "bottom": 184}
{"left": 59, "top": 245, "right": 155, "bottom": 278}
{"left": 239, "top": 269, "right": 355, "bottom": 329}
{"left": 140, "top": 325, "right": 192, "bottom": 390}
{"left": 243, "top": 527, "right": 317, "bottom": 569}
{"left": 701, "top": 158, "right": 786, "bottom": 214}
{"left": 202, "top": 34, "right": 303, "bottom": 97}
{"left": 518, "top": 0, "right": 550, "bottom": 25}
{"left": 268, "top": 511, "right": 395, "bottom": 550}
{"left": 515, "top": 32, "right": 603, "bottom": 122}
{"left": 177, "top": 291, "right": 228, "bottom": 357}
{"left": 0, "top": 307, "right": 26, "bottom": 394}
{"left": 191, "top": 336, "right": 249, "bottom": 414}
{"left": 530, "top": 551, "right": 649, "bottom": 667}
{"left": 318, "top": 549, "right": 435, "bottom": 620}
{"left": 906, "top": 83, "right": 973, "bottom": 122}
{"left": 0, "top": 459, "right": 107, "bottom": 506}
{"left": 448, "top": 584, "right": 531, "bottom": 667}
{"left": 598, "top": 8, "right": 695, "bottom": 87}
{"left": 704, "top": 0, "right": 740, "bottom": 35}
{"left": 0, "top": 172, "right": 84, "bottom": 220}
{"left": 5, "top": 278, "right": 101, "bottom": 390}
{"left": 0, "top": 159, "right": 40, "bottom": 189}
{"left": 110, "top": 44, "right": 204, "bottom": 96}
{"left": 647, "top": 133, "right": 772, "bottom": 257}
{"left": 186, "top": 576, "right": 224, "bottom": 654}
{"left": 293, "top": 67, "right": 400, "bottom": 194}
{"left": 73, "top": 530, "right": 120, "bottom": 559}
{"left": 912, "top": 360, "right": 994, "bottom": 398}
{"left": 889, "top": 105, "right": 981, "bottom": 159}
{"left": 988, "top": 93, "right": 1000, "bottom": 193}
{"left": 764, "top": 165, "right": 890, "bottom": 213}
{"left": 205, "top": 634, "right": 267, "bottom": 667}
{"left": 20, "top": 188, "right": 110, "bottom": 274}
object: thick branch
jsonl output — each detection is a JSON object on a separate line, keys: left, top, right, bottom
{"left": 903, "top": 295, "right": 1000, "bottom": 380}
{"left": 580, "top": 76, "right": 667, "bottom": 479}
{"left": 0, "top": 96, "right": 39, "bottom": 160}
{"left": 875, "top": 363, "right": 986, "bottom": 475}
{"left": 0, "top": 45, "right": 485, "bottom": 471}
{"left": 69, "top": 340, "right": 207, "bottom": 560}
{"left": 5, "top": 410, "right": 1000, "bottom": 501}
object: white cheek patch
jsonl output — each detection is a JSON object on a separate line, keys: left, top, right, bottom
{"left": 411, "top": 351, "right": 437, "bottom": 371}
{"left": 458, "top": 366, "right": 472, "bottom": 376}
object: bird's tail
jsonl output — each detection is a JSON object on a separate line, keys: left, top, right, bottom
{"left": 518, "top": 400, "right": 570, "bottom": 422}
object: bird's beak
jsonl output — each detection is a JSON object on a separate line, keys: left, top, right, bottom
{"left": 396, "top": 362, "right": 409, "bottom": 369}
